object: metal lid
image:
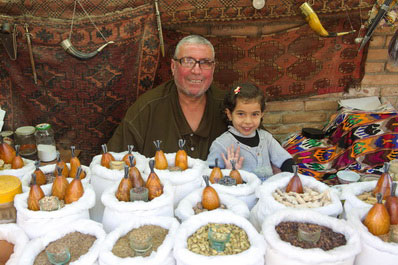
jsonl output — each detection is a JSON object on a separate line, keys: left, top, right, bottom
{"left": 0, "top": 131, "right": 13, "bottom": 137}
{"left": 15, "top": 126, "right": 35, "bottom": 136}
{"left": 35, "top": 123, "right": 51, "bottom": 131}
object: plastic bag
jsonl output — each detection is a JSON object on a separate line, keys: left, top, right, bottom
{"left": 145, "top": 153, "right": 207, "bottom": 208}
{"left": 99, "top": 216, "right": 179, "bottom": 265}
{"left": 101, "top": 179, "right": 174, "bottom": 233}
{"left": 202, "top": 168, "right": 261, "bottom": 210}
{"left": 14, "top": 182, "right": 95, "bottom": 239}
{"left": 173, "top": 210, "right": 266, "bottom": 265}
{"left": 89, "top": 151, "right": 148, "bottom": 222}
{"left": 262, "top": 209, "right": 361, "bottom": 265}
{"left": 0, "top": 223, "right": 29, "bottom": 265}
{"left": 174, "top": 187, "right": 250, "bottom": 222}
{"left": 18, "top": 219, "right": 106, "bottom": 265}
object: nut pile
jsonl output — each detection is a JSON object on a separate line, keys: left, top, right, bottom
{"left": 187, "top": 223, "right": 250, "bottom": 256}
{"left": 357, "top": 191, "right": 385, "bottom": 204}
{"left": 193, "top": 202, "right": 227, "bottom": 214}
{"left": 272, "top": 187, "right": 331, "bottom": 208}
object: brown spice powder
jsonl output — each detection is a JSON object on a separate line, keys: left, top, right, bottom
{"left": 112, "top": 225, "right": 169, "bottom": 258}
{"left": 33, "top": 232, "right": 96, "bottom": 265}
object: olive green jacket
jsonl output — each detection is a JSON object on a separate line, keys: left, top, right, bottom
{"left": 107, "top": 80, "right": 227, "bottom": 160}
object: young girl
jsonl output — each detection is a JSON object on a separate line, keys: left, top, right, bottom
{"left": 206, "top": 83, "right": 294, "bottom": 181}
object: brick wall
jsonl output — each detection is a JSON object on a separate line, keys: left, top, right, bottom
{"left": 263, "top": 27, "right": 398, "bottom": 142}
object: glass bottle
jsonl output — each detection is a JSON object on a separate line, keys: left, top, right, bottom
{"left": 15, "top": 126, "right": 37, "bottom": 157}
{"left": 35, "top": 123, "right": 57, "bottom": 162}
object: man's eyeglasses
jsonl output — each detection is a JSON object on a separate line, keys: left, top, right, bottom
{"left": 173, "top": 57, "right": 215, "bottom": 70}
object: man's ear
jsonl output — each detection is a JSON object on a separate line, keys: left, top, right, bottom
{"left": 171, "top": 59, "right": 175, "bottom": 76}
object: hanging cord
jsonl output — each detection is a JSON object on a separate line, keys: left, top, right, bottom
{"left": 68, "top": 0, "right": 78, "bottom": 40}
{"left": 75, "top": 0, "right": 109, "bottom": 42}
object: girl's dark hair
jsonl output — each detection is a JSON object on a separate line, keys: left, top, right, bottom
{"left": 223, "top": 82, "right": 266, "bottom": 113}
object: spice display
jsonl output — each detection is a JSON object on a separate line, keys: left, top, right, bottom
{"left": 218, "top": 175, "right": 237, "bottom": 186}
{"left": 33, "top": 232, "right": 96, "bottom": 265}
{"left": 64, "top": 167, "right": 84, "bottom": 204}
{"left": 202, "top": 176, "right": 220, "bottom": 210}
{"left": 187, "top": 223, "right": 250, "bottom": 256}
{"left": 128, "top": 156, "right": 144, "bottom": 188}
{"left": 209, "top": 158, "right": 223, "bottom": 184}
{"left": 364, "top": 193, "right": 390, "bottom": 236}
{"left": 229, "top": 160, "right": 243, "bottom": 185}
{"left": 27, "top": 173, "right": 45, "bottom": 211}
{"left": 276, "top": 221, "right": 346, "bottom": 250}
{"left": 285, "top": 165, "right": 304, "bottom": 193}
{"left": 112, "top": 225, "right": 168, "bottom": 258}
{"left": 101, "top": 144, "right": 115, "bottom": 169}
{"left": 11, "top": 145, "right": 24, "bottom": 169}
{"left": 34, "top": 160, "right": 47, "bottom": 186}
{"left": 54, "top": 152, "right": 69, "bottom": 178}
{"left": 116, "top": 166, "right": 133, "bottom": 202}
{"left": 145, "top": 160, "right": 163, "bottom": 200}
{"left": 109, "top": 160, "right": 125, "bottom": 170}
{"left": 373, "top": 162, "right": 392, "bottom": 200}
{"left": 272, "top": 187, "right": 331, "bottom": 208}
{"left": 39, "top": 196, "right": 64, "bottom": 211}
{"left": 153, "top": 140, "right": 168, "bottom": 170}
{"left": 0, "top": 159, "right": 11, "bottom": 170}
{"left": 68, "top": 146, "right": 85, "bottom": 179}
{"left": 52, "top": 166, "right": 69, "bottom": 201}
{"left": 175, "top": 139, "right": 188, "bottom": 170}
{"left": 0, "top": 134, "right": 16, "bottom": 164}
{"left": 193, "top": 202, "right": 227, "bottom": 214}
{"left": 385, "top": 182, "right": 398, "bottom": 225}
{"left": 122, "top": 145, "right": 135, "bottom": 167}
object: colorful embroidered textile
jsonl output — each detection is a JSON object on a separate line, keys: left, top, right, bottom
{"left": 0, "top": 4, "right": 159, "bottom": 164}
{"left": 283, "top": 107, "right": 398, "bottom": 185}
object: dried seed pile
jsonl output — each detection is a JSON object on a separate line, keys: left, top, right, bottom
{"left": 112, "top": 225, "right": 169, "bottom": 258}
{"left": 193, "top": 202, "right": 227, "bottom": 214}
{"left": 0, "top": 159, "right": 14, "bottom": 170}
{"left": 34, "top": 232, "right": 96, "bottom": 265}
{"left": 187, "top": 223, "right": 250, "bottom": 256}
{"left": 357, "top": 191, "right": 386, "bottom": 204}
{"left": 39, "top": 196, "right": 65, "bottom": 211}
{"left": 272, "top": 187, "right": 331, "bottom": 208}
{"left": 276, "top": 221, "right": 346, "bottom": 250}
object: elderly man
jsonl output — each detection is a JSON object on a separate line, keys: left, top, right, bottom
{"left": 107, "top": 35, "right": 227, "bottom": 160}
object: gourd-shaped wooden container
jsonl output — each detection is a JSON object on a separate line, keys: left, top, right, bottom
{"left": 122, "top": 145, "right": 135, "bottom": 167}
{"left": 175, "top": 139, "right": 188, "bottom": 170}
{"left": 27, "top": 173, "right": 45, "bottom": 211}
{"left": 153, "top": 140, "right": 168, "bottom": 170}
{"left": 53, "top": 151, "right": 69, "bottom": 178}
{"left": 11, "top": 145, "right": 24, "bottom": 169}
{"left": 385, "top": 182, "right": 398, "bottom": 225}
{"left": 51, "top": 166, "right": 69, "bottom": 200}
{"left": 115, "top": 165, "right": 133, "bottom": 202}
{"left": 202, "top": 175, "right": 220, "bottom": 210}
{"left": 33, "top": 160, "right": 46, "bottom": 186}
{"left": 285, "top": 165, "right": 303, "bottom": 193}
{"left": 65, "top": 166, "right": 84, "bottom": 204}
{"left": 373, "top": 162, "right": 392, "bottom": 200}
{"left": 145, "top": 160, "right": 164, "bottom": 200}
{"left": 0, "top": 135, "right": 16, "bottom": 164}
{"left": 229, "top": 160, "right": 243, "bottom": 185}
{"left": 209, "top": 158, "right": 223, "bottom": 184}
{"left": 364, "top": 193, "right": 390, "bottom": 236}
{"left": 128, "top": 156, "right": 144, "bottom": 188}
{"left": 101, "top": 144, "right": 115, "bottom": 169}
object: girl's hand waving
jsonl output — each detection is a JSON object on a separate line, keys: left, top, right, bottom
{"left": 221, "top": 145, "right": 244, "bottom": 169}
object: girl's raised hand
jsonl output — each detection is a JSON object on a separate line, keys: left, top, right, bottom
{"left": 221, "top": 145, "right": 244, "bottom": 169}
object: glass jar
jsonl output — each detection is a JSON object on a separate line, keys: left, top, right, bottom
{"left": 35, "top": 123, "right": 57, "bottom": 162}
{"left": 15, "top": 126, "right": 37, "bottom": 157}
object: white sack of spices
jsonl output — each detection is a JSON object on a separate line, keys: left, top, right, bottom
{"left": 173, "top": 210, "right": 266, "bottom": 265}
{"left": 99, "top": 216, "right": 179, "bottom": 265}
{"left": 342, "top": 180, "right": 379, "bottom": 217}
{"left": 250, "top": 172, "right": 342, "bottom": 231}
{"left": 144, "top": 153, "right": 207, "bottom": 208}
{"left": 346, "top": 208, "right": 398, "bottom": 265}
{"left": 262, "top": 209, "right": 361, "bottom": 265}
{"left": 0, "top": 223, "right": 29, "bottom": 265}
{"left": 201, "top": 168, "right": 261, "bottom": 210}
{"left": 14, "top": 182, "right": 95, "bottom": 239}
{"left": 101, "top": 179, "right": 174, "bottom": 233}
{"left": 89, "top": 151, "right": 148, "bottom": 222}
{"left": 175, "top": 187, "right": 250, "bottom": 222}
{"left": 18, "top": 219, "right": 106, "bottom": 265}
{"left": 1, "top": 158, "right": 35, "bottom": 180}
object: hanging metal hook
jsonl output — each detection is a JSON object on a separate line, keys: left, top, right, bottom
{"left": 60, "top": 39, "right": 114, "bottom": 60}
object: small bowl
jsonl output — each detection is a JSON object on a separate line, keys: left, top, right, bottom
{"left": 337, "top": 170, "right": 360, "bottom": 184}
